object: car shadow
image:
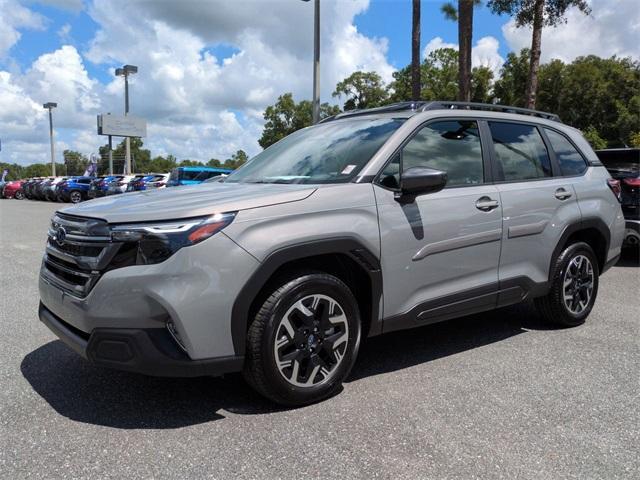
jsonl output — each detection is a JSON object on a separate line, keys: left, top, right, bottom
{"left": 348, "top": 301, "right": 547, "bottom": 382}
{"left": 21, "top": 303, "right": 548, "bottom": 429}
{"left": 615, "top": 247, "right": 639, "bottom": 267}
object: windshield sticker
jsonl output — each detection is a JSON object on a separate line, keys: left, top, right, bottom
{"left": 341, "top": 165, "right": 356, "bottom": 175}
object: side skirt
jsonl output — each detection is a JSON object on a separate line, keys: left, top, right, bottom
{"left": 382, "top": 277, "right": 549, "bottom": 334}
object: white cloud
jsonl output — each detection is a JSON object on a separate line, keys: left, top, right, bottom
{"left": 502, "top": 0, "right": 640, "bottom": 63}
{"left": 0, "top": 0, "right": 395, "bottom": 166}
{"left": 0, "top": 0, "right": 45, "bottom": 58}
{"left": 423, "top": 35, "right": 505, "bottom": 77}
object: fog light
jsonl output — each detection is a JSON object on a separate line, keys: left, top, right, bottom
{"left": 166, "top": 321, "right": 187, "bottom": 352}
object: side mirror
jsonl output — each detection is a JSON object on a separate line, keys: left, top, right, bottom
{"left": 398, "top": 166, "right": 448, "bottom": 200}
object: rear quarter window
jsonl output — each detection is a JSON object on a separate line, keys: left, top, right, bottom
{"left": 545, "top": 129, "right": 587, "bottom": 176}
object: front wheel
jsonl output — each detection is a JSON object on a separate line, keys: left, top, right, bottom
{"left": 69, "top": 190, "right": 83, "bottom": 203}
{"left": 14, "top": 190, "right": 25, "bottom": 200}
{"left": 243, "top": 272, "right": 361, "bottom": 406}
{"left": 535, "top": 242, "right": 599, "bottom": 327}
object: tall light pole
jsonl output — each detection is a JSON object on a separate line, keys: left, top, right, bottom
{"left": 303, "top": 0, "right": 320, "bottom": 124}
{"left": 43, "top": 102, "right": 57, "bottom": 176}
{"left": 115, "top": 64, "right": 138, "bottom": 174}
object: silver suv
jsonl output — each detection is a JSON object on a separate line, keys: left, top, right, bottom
{"left": 39, "top": 102, "right": 625, "bottom": 406}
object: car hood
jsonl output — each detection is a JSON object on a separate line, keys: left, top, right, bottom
{"left": 60, "top": 182, "right": 317, "bottom": 223}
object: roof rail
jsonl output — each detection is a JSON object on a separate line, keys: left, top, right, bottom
{"left": 320, "top": 100, "right": 561, "bottom": 123}
{"left": 421, "top": 101, "right": 561, "bottom": 122}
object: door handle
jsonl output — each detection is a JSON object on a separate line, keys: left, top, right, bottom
{"left": 554, "top": 188, "right": 572, "bottom": 200}
{"left": 475, "top": 196, "right": 499, "bottom": 211}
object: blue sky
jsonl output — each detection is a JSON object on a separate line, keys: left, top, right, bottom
{"left": 0, "top": 0, "right": 637, "bottom": 166}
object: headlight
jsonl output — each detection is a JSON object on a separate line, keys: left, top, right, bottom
{"left": 110, "top": 212, "right": 236, "bottom": 265}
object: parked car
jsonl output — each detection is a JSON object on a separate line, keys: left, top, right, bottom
{"left": 127, "top": 173, "right": 169, "bottom": 192}
{"left": 106, "top": 175, "right": 141, "bottom": 195}
{"left": 0, "top": 180, "right": 6, "bottom": 198}
{"left": 57, "top": 176, "right": 93, "bottom": 203}
{"left": 34, "top": 177, "right": 55, "bottom": 200}
{"left": 23, "top": 178, "right": 42, "bottom": 199}
{"left": 2, "top": 180, "right": 25, "bottom": 199}
{"left": 88, "top": 176, "right": 118, "bottom": 199}
{"left": 166, "top": 166, "right": 233, "bottom": 187}
{"left": 38, "top": 101, "right": 625, "bottom": 406}
{"left": 595, "top": 148, "right": 640, "bottom": 247}
{"left": 43, "top": 177, "right": 68, "bottom": 201}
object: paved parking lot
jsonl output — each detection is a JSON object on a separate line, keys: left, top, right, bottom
{"left": 1, "top": 199, "right": 638, "bottom": 479}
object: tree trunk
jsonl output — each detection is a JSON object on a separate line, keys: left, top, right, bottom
{"left": 458, "top": 0, "right": 474, "bottom": 102}
{"left": 525, "top": 0, "right": 545, "bottom": 109}
{"left": 411, "top": 0, "right": 421, "bottom": 101}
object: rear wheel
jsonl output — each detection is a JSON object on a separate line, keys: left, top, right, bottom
{"left": 243, "top": 272, "right": 361, "bottom": 406}
{"left": 14, "top": 190, "right": 25, "bottom": 200}
{"left": 69, "top": 190, "right": 83, "bottom": 203}
{"left": 535, "top": 242, "right": 599, "bottom": 327}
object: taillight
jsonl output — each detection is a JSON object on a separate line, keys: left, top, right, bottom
{"left": 622, "top": 177, "right": 640, "bottom": 187}
{"left": 607, "top": 179, "right": 622, "bottom": 202}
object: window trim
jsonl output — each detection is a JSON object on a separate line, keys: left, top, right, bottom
{"left": 540, "top": 126, "right": 589, "bottom": 178}
{"left": 373, "top": 117, "right": 492, "bottom": 191}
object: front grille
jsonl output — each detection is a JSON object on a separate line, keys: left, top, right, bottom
{"left": 41, "top": 213, "right": 122, "bottom": 298}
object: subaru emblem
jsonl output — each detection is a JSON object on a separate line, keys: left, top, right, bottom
{"left": 55, "top": 226, "right": 67, "bottom": 246}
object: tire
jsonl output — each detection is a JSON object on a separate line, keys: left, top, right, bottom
{"left": 243, "top": 271, "right": 362, "bottom": 406}
{"left": 69, "top": 190, "right": 83, "bottom": 203}
{"left": 535, "top": 242, "right": 599, "bottom": 327}
{"left": 14, "top": 190, "right": 25, "bottom": 200}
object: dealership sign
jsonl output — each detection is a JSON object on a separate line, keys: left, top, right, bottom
{"left": 97, "top": 114, "right": 147, "bottom": 137}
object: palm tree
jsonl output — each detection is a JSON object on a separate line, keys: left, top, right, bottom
{"left": 442, "top": 1, "right": 477, "bottom": 102}
{"left": 411, "top": 0, "right": 421, "bottom": 101}
{"left": 487, "top": 0, "right": 590, "bottom": 109}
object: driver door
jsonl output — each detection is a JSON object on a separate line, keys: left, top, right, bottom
{"left": 374, "top": 119, "right": 503, "bottom": 332}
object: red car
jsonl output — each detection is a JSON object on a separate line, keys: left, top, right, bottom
{"left": 2, "top": 180, "right": 25, "bottom": 199}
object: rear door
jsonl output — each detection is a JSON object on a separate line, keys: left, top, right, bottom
{"left": 375, "top": 119, "right": 503, "bottom": 332}
{"left": 487, "top": 121, "right": 581, "bottom": 293}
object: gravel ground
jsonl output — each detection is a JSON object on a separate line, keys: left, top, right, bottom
{"left": 1, "top": 199, "right": 639, "bottom": 480}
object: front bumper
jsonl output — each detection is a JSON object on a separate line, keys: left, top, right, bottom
{"left": 39, "top": 302, "right": 244, "bottom": 377}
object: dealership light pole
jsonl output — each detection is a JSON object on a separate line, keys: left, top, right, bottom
{"left": 43, "top": 102, "right": 57, "bottom": 176}
{"left": 302, "top": 0, "right": 320, "bottom": 124}
{"left": 115, "top": 64, "right": 138, "bottom": 174}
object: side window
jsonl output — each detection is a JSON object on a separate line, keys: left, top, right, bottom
{"left": 489, "top": 122, "right": 552, "bottom": 181}
{"left": 401, "top": 120, "right": 484, "bottom": 187}
{"left": 545, "top": 128, "right": 587, "bottom": 176}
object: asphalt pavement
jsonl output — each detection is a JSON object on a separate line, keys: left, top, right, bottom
{"left": 1, "top": 199, "right": 638, "bottom": 479}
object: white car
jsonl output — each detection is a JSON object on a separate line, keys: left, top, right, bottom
{"left": 106, "top": 175, "right": 140, "bottom": 195}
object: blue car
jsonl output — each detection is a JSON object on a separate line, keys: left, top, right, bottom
{"left": 166, "top": 167, "right": 232, "bottom": 187}
{"left": 57, "top": 176, "right": 94, "bottom": 203}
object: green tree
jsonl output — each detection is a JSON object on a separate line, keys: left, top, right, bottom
{"left": 332, "top": 71, "right": 389, "bottom": 110}
{"left": 63, "top": 150, "right": 89, "bottom": 176}
{"left": 492, "top": 49, "right": 530, "bottom": 106}
{"left": 258, "top": 93, "right": 340, "bottom": 148}
{"left": 556, "top": 55, "right": 640, "bottom": 147}
{"left": 582, "top": 126, "right": 607, "bottom": 150}
{"left": 98, "top": 137, "right": 151, "bottom": 174}
{"left": 487, "top": 0, "right": 590, "bottom": 108}
{"left": 223, "top": 150, "right": 248, "bottom": 169}
{"left": 630, "top": 132, "right": 640, "bottom": 148}
{"left": 535, "top": 58, "right": 565, "bottom": 114}
{"left": 470, "top": 66, "right": 494, "bottom": 103}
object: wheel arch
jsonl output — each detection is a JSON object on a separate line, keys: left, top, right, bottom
{"left": 550, "top": 218, "right": 610, "bottom": 281}
{"left": 231, "top": 238, "right": 382, "bottom": 356}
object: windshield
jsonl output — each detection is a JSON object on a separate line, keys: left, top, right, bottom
{"left": 225, "top": 118, "right": 405, "bottom": 184}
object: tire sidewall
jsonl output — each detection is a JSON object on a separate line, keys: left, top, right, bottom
{"left": 555, "top": 242, "right": 599, "bottom": 324}
{"left": 260, "top": 275, "right": 361, "bottom": 404}
{"left": 70, "top": 191, "right": 82, "bottom": 203}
